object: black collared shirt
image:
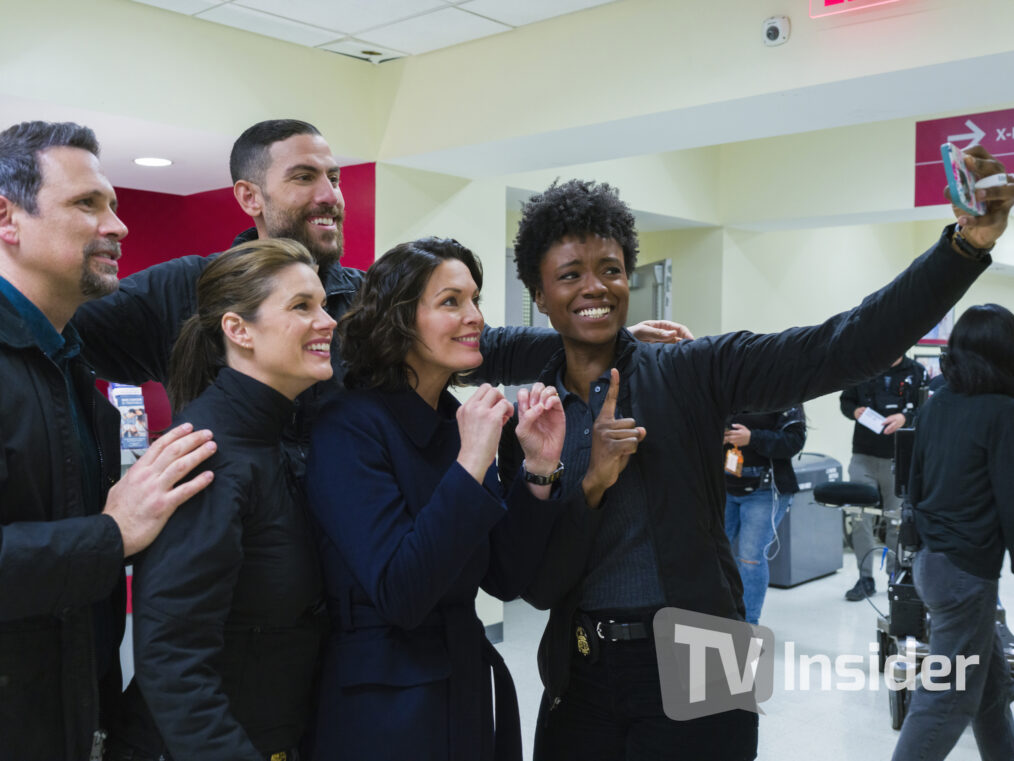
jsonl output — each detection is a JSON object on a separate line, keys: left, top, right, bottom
{"left": 554, "top": 367, "right": 664, "bottom": 610}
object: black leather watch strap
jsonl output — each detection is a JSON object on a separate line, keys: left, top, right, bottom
{"left": 950, "top": 224, "right": 994, "bottom": 262}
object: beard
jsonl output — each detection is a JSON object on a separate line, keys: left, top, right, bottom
{"left": 79, "top": 239, "right": 121, "bottom": 299}
{"left": 264, "top": 202, "right": 345, "bottom": 273}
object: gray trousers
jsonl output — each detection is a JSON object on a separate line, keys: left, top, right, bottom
{"left": 891, "top": 549, "right": 1014, "bottom": 761}
{"left": 847, "top": 453, "right": 902, "bottom": 577}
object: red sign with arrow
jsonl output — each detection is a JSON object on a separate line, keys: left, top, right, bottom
{"left": 914, "top": 108, "right": 1014, "bottom": 208}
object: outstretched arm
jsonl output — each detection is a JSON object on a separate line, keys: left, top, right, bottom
{"left": 678, "top": 147, "right": 1011, "bottom": 419}
{"left": 475, "top": 321, "right": 692, "bottom": 387}
{"left": 72, "top": 255, "right": 208, "bottom": 385}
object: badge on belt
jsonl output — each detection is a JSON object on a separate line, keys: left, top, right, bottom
{"left": 576, "top": 625, "right": 591, "bottom": 657}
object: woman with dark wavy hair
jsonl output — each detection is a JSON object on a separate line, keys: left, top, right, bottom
{"left": 111, "top": 238, "right": 336, "bottom": 761}
{"left": 306, "top": 236, "right": 566, "bottom": 761}
{"left": 892, "top": 303, "right": 1014, "bottom": 761}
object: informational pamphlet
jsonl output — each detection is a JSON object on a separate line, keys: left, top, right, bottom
{"left": 857, "top": 406, "right": 887, "bottom": 434}
{"left": 107, "top": 383, "right": 149, "bottom": 456}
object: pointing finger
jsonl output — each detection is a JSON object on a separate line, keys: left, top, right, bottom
{"left": 597, "top": 368, "right": 620, "bottom": 422}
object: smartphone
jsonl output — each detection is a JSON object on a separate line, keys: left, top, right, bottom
{"left": 940, "top": 142, "right": 985, "bottom": 216}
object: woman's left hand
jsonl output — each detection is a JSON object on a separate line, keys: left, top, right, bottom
{"left": 515, "top": 383, "right": 565, "bottom": 476}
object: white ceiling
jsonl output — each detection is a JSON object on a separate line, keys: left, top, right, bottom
{"left": 130, "top": 0, "right": 619, "bottom": 61}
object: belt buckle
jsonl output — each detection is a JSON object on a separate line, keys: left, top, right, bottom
{"left": 595, "top": 619, "right": 618, "bottom": 642}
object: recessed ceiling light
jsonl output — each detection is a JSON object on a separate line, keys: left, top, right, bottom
{"left": 133, "top": 157, "right": 173, "bottom": 167}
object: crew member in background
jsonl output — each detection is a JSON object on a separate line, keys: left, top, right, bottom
{"left": 723, "top": 407, "right": 806, "bottom": 625}
{"left": 839, "top": 354, "right": 926, "bottom": 601}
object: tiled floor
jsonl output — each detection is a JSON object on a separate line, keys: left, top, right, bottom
{"left": 495, "top": 552, "right": 1014, "bottom": 760}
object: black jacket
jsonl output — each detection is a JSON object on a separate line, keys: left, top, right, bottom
{"left": 72, "top": 229, "right": 558, "bottom": 475}
{"left": 723, "top": 408, "right": 805, "bottom": 496}
{"left": 0, "top": 291, "right": 125, "bottom": 761}
{"left": 517, "top": 228, "right": 988, "bottom": 700}
{"left": 116, "top": 368, "right": 326, "bottom": 760}
{"left": 910, "top": 386, "right": 1014, "bottom": 579}
{"left": 839, "top": 356, "right": 926, "bottom": 459}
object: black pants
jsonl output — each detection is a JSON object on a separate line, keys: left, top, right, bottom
{"left": 534, "top": 628, "right": 758, "bottom": 761}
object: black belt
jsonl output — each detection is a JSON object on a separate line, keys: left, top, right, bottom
{"left": 593, "top": 619, "right": 649, "bottom": 641}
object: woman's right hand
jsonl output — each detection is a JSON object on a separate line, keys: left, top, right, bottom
{"left": 456, "top": 383, "right": 514, "bottom": 483}
{"left": 582, "top": 369, "right": 645, "bottom": 509}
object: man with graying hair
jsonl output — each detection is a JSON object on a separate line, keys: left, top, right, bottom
{"left": 0, "top": 121, "right": 218, "bottom": 761}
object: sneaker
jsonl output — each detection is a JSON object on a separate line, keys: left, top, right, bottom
{"left": 845, "top": 576, "right": 876, "bottom": 601}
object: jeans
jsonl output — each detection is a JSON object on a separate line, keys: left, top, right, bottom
{"left": 847, "top": 453, "right": 901, "bottom": 577}
{"left": 891, "top": 549, "right": 1014, "bottom": 761}
{"left": 724, "top": 488, "right": 792, "bottom": 625}
{"left": 534, "top": 619, "right": 758, "bottom": 761}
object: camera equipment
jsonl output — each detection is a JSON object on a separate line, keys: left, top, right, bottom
{"left": 763, "top": 16, "right": 790, "bottom": 47}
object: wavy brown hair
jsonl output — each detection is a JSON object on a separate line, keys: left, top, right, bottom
{"left": 340, "top": 237, "right": 483, "bottom": 391}
{"left": 167, "top": 238, "right": 315, "bottom": 410}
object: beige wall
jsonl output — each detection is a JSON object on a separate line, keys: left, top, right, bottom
{"left": 1, "top": 0, "right": 380, "bottom": 158}
{"left": 375, "top": 0, "right": 1014, "bottom": 161}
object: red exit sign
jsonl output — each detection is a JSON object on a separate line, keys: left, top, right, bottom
{"left": 810, "top": 0, "right": 902, "bottom": 18}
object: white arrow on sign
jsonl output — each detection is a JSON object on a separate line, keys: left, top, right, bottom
{"left": 947, "top": 120, "right": 986, "bottom": 150}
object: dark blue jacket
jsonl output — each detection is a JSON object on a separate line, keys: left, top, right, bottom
{"left": 306, "top": 387, "right": 562, "bottom": 761}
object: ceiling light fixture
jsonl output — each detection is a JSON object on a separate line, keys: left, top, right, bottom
{"left": 133, "top": 157, "right": 173, "bottom": 167}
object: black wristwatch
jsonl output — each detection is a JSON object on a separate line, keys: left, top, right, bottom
{"left": 521, "top": 460, "right": 565, "bottom": 485}
{"left": 950, "top": 224, "right": 994, "bottom": 263}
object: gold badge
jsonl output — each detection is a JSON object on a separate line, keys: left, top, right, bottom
{"left": 576, "top": 625, "right": 591, "bottom": 656}
{"left": 270, "top": 753, "right": 288, "bottom": 761}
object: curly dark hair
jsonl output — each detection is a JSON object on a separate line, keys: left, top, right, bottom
{"left": 513, "top": 179, "right": 639, "bottom": 296}
{"left": 341, "top": 237, "right": 483, "bottom": 392}
{"left": 942, "top": 303, "right": 1014, "bottom": 397}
